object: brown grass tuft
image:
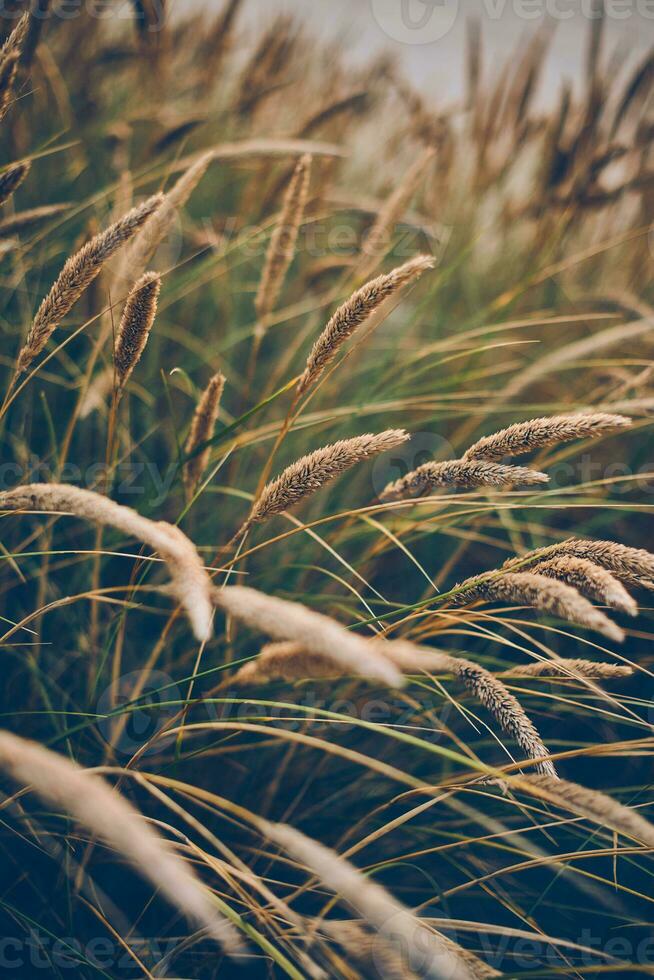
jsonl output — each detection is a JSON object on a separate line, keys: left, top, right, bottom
{"left": 531, "top": 556, "right": 637, "bottom": 616}
{"left": 183, "top": 372, "right": 226, "bottom": 499}
{"left": 239, "top": 429, "right": 409, "bottom": 537}
{"left": 17, "top": 194, "right": 163, "bottom": 373}
{"left": 455, "top": 571, "right": 624, "bottom": 642}
{"left": 114, "top": 272, "right": 161, "bottom": 391}
{"left": 0, "top": 730, "right": 244, "bottom": 954}
{"left": 518, "top": 774, "right": 654, "bottom": 851}
{"left": 0, "top": 484, "right": 213, "bottom": 641}
{"left": 501, "top": 659, "right": 633, "bottom": 679}
{"left": 296, "top": 256, "right": 434, "bottom": 397}
{"left": 463, "top": 413, "right": 632, "bottom": 462}
{"left": 254, "top": 153, "right": 311, "bottom": 336}
{"left": 503, "top": 538, "right": 654, "bottom": 588}
{"left": 379, "top": 459, "right": 548, "bottom": 502}
{"left": 213, "top": 585, "right": 404, "bottom": 687}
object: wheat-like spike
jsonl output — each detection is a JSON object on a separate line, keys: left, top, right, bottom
{"left": 263, "top": 821, "right": 479, "bottom": 980}
{"left": 463, "top": 413, "right": 632, "bottom": 462}
{"left": 0, "top": 14, "right": 28, "bottom": 121}
{"left": 114, "top": 272, "right": 161, "bottom": 391}
{"left": 0, "top": 160, "right": 30, "bottom": 208}
{"left": 17, "top": 194, "right": 163, "bottom": 373}
{"left": 0, "top": 484, "right": 213, "bottom": 641}
{"left": 239, "top": 429, "right": 409, "bottom": 537}
{"left": 117, "top": 151, "right": 213, "bottom": 286}
{"left": 358, "top": 147, "right": 435, "bottom": 281}
{"left": 296, "top": 256, "right": 434, "bottom": 397}
{"left": 0, "top": 730, "right": 244, "bottom": 955}
{"left": 321, "top": 917, "right": 499, "bottom": 980}
{"left": 183, "top": 372, "right": 225, "bottom": 499}
{"left": 501, "top": 659, "right": 633, "bottom": 679}
{"left": 379, "top": 459, "right": 549, "bottom": 502}
{"left": 386, "top": 640, "right": 557, "bottom": 777}
{"left": 213, "top": 585, "right": 404, "bottom": 687}
{"left": 531, "top": 556, "right": 637, "bottom": 616}
{"left": 503, "top": 538, "right": 654, "bottom": 588}
{"left": 234, "top": 638, "right": 556, "bottom": 777}
{"left": 254, "top": 153, "right": 311, "bottom": 336}
{"left": 518, "top": 774, "right": 654, "bottom": 851}
{"left": 455, "top": 571, "right": 624, "bottom": 643}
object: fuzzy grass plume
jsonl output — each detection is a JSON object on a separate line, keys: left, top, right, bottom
{"left": 183, "top": 371, "right": 226, "bottom": 499}
{"left": 295, "top": 256, "right": 434, "bottom": 397}
{"left": 0, "top": 730, "right": 244, "bottom": 955}
{"left": 503, "top": 538, "right": 654, "bottom": 588}
{"left": 263, "top": 820, "right": 479, "bottom": 980}
{"left": 254, "top": 153, "right": 311, "bottom": 336}
{"left": 379, "top": 459, "right": 548, "bottom": 501}
{"left": 17, "top": 194, "right": 163, "bottom": 373}
{"left": 530, "top": 556, "right": 637, "bottom": 615}
{"left": 114, "top": 271, "right": 161, "bottom": 392}
{"left": 501, "top": 659, "right": 633, "bottom": 679}
{"left": 238, "top": 429, "right": 409, "bottom": 537}
{"left": 214, "top": 585, "right": 404, "bottom": 687}
{"left": 0, "top": 484, "right": 213, "bottom": 641}
{"left": 463, "top": 413, "right": 632, "bottom": 462}
{"left": 454, "top": 570, "right": 624, "bottom": 642}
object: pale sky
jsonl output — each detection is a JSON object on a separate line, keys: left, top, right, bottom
{"left": 204, "top": 0, "right": 654, "bottom": 105}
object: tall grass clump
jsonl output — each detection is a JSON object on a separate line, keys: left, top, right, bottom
{"left": 0, "top": 4, "right": 652, "bottom": 977}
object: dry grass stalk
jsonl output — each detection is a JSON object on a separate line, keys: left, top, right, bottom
{"left": 263, "top": 821, "right": 479, "bottom": 980}
{"left": 117, "top": 151, "right": 213, "bottom": 285}
{"left": 0, "top": 203, "right": 72, "bottom": 238}
{"left": 520, "top": 774, "right": 654, "bottom": 851}
{"left": 17, "top": 194, "right": 163, "bottom": 373}
{"left": 379, "top": 459, "right": 548, "bottom": 502}
{"left": 239, "top": 429, "right": 409, "bottom": 537}
{"left": 213, "top": 585, "right": 404, "bottom": 687}
{"left": 358, "top": 147, "right": 435, "bottom": 281}
{"left": 295, "top": 256, "right": 434, "bottom": 397}
{"left": 114, "top": 272, "right": 161, "bottom": 391}
{"left": 0, "top": 161, "right": 30, "bottom": 208}
{"left": 0, "top": 484, "right": 213, "bottom": 641}
{"left": 319, "top": 919, "right": 421, "bottom": 980}
{"left": 234, "top": 638, "right": 557, "bottom": 777}
{"left": 254, "top": 153, "right": 311, "bottom": 337}
{"left": 0, "top": 730, "right": 244, "bottom": 955}
{"left": 501, "top": 659, "right": 633, "bottom": 679}
{"left": 183, "top": 372, "right": 225, "bottom": 499}
{"left": 455, "top": 571, "right": 624, "bottom": 642}
{"left": 503, "top": 538, "right": 654, "bottom": 588}
{"left": 0, "top": 14, "right": 28, "bottom": 121}
{"left": 463, "top": 413, "right": 632, "bottom": 462}
{"left": 531, "top": 556, "right": 637, "bottom": 616}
